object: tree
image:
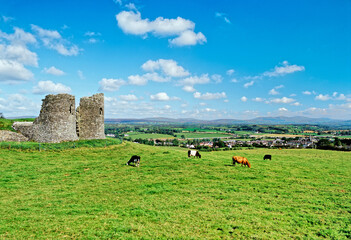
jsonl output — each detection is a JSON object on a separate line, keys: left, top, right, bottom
{"left": 0, "top": 113, "right": 4, "bottom": 119}
{"left": 316, "top": 138, "right": 332, "bottom": 149}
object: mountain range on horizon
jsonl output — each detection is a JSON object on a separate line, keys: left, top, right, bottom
{"left": 105, "top": 116, "right": 351, "bottom": 125}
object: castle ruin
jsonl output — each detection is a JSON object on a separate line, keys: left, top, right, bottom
{"left": 13, "top": 93, "right": 105, "bottom": 143}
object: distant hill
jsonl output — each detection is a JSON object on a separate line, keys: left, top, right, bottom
{"left": 105, "top": 116, "right": 351, "bottom": 125}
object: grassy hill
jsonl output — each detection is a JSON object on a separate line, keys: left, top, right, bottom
{"left": 0, "top": 118, "right": 35, "bottom": 132}
{"left": 0, "top": 143, "right": 350, "bottom": 239}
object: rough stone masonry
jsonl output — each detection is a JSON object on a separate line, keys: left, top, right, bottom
{"left": 12, "top": 93, "right": 105, "bottom": 143}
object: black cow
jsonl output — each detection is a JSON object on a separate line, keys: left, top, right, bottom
{"left": 263, "top": 154, "right": 272, "bottom": 160}
{"left": 188, "top": 150, "right": 201, "bottom": 158}
{"left": 126, "top": 155, "right": 141, "bottom": 167}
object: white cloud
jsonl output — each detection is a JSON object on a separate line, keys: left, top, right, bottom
{"left": 142, "top": 72, "right": 170, "bottom": 82}
{"left": 241, "top": 96, "right": 248, "bottom": 102}
{"left": 142, "top": 59, "right": 189, "bottom": 77}
{"left": 43, "top": 66, "right": 65, "bottom": 76}
{"left": 269, "top": 97, "right": 295, "bottom": 104}
{"left": 226, "top": 69, "right": 235, "bottom": 75}
{"left": 128, "top": 74, "right": 148, "bottom": 85}
{"left": 32, "top": 80, "right": 71, "bottom": 94}
{"left": 99, "top": 78, "right": 126, "bottom": 91}
{"left": 211, "top": 74, "right": 223, "bottom": 83}
{"left": 84, "top": 31, "right": 101, "bottom": 37}
{"left": 179, "top": 74, "right": 210, "bottom": 86}
{"left": 193, "top": 91, "right": 226, "bottom": 100}
{"left": 252, "top": 97, "right": 265, "bottom": 102}
{"left": 116, "top": 10, "right": 206, "bottom": 47}
{"left": 263, "top": 61, "right": 305, "bottom": 77}
{"left": 315, "top": 94, "right": 331, "bottom": 101}
{"left": 77, "top": 70, "right": 85, "bottom": 80}
{"left": 278, "top": 107, "right": 288, "bottom": 112}
{"left": 269, "top": 88, "right": 279, "bottom": 95}
{"left": 0, "top": 44, "right": 38, "bottom": 67}
{"left": 244, "top": 80, "right": 254, "bottom": 88}
{"left": 182, "top": 85, "right": 196, "bottom": 92}
{"left": 204, "top": 108, "right": 216, "bottom": 112}
{"left": 0, "top": 59, "right": 34, "bottom": 83}
{"left": 169, "top": 30, "right": 206, "bottom": 47}
{"left": 119, "top": 94, "right": 138, "bottom": 101}
{"left": 215, "top": 12, "right": 231, "bottom": 24}
{"left": 291, "top": 102, "right": 301, "bottom": 106}
{"left": 231, "top": 78, "right": 238, "bottom": 83}
{"left": 31, "top": 24, "right": 80, "bottom": 56}
{"left": 2, "top": 16, "right": 14, "bottom": 23}
{"left": 150, "top": 92, "right": 170, "bottom": 101}
{"left": 302, "top": 91, "right": 312, "bottom": 95}
{"left": 0, "top": 27, "right": 37, "bottom": 45}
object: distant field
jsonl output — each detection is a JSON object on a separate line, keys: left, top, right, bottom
{"left": 126, "top": 132, "right": 175, "bottom": 140}
{"left": 1, "top": 143, "right": 350, "bottom": 239}
{"left": 176, "top": 132, "right": 232, "bottom": 139}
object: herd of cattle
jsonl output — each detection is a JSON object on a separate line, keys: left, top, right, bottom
{"left": 126, "top": 151, "right": 272, "bottom": 168}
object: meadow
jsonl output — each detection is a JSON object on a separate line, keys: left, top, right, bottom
{"left": 0, "top": 142, "right": 350, "bottom": 239}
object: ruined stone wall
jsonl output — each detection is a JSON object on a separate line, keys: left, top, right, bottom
{"left": 76, "top": 93, "right": 105, "bottom": 140}
{"left": 0, "top": 130, "right": 28, "bottom": 142}
{"left": 12, "top": 122, "right": 34, "bottom": 139}
{"left": 31, "top": 94, "right": 79, "bottom": 143}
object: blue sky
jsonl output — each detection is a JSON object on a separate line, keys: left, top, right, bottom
{"left": 0, "top": 0, "right": 350, "bottom": 119}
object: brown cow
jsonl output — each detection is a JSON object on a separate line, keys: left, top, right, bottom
{"left": 232, "top": 156, "right": 251, "bottom": 168}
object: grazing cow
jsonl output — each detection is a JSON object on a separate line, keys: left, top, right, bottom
{"left": 126, "top": 155, "right": 141, "bottom": 167}
{"left": 188, "top": 150, "right": 201, "bottom": 158}
{"left": 232, "top": 156, "right": 251, "bottom": 168}
{"left": 263, "top": 154, "right": 272, "bottom": 160}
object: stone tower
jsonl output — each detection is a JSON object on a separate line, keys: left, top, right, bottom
{"left": 76, "top": 93, "right": 105, "bottom": 140}
{"left": 31, "top": 94, "right": 79, "bottom": 143}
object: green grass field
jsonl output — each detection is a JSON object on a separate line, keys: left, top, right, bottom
{"left": 126, "top": 132, "right": 175, "bottom": 140}
{"left": 176, "top": 132, "right": 232, "bottom": 139}
{"left": 1, "top": 143, "right": 350, "bottom": 239}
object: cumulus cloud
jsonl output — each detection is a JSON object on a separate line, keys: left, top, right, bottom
{"left": 252, "top": 97, "right": 265, "bottom": 102}
{"left": 179, "top": 74, "right": 210, "bottom": 86}
{"left": 168, "top": 30, "right": 206, "bottom": 47}
{"left": 315, "top": 94, "right": 331, "bottom": 101}
{"left": 0, "top": 44, "right": 38, "bottom": 67}
{"left": 128, "top": 74, "right": 148, "bottom": 85}
{"left": 241, "top": 96, "right": 248, "bottom": 102}
{"left": 226, "top": 69, "right": 235, "bottom": 76}
{"left": 0, "top": 59, "right": 34, "bottom": 83}
{"left": 99, "top": 78, "right": 126, "bottom": 91}
{"left": 269, "top": 89, "right": 279, "bottom": 95}
{"left": 32, "top": 80, "right": 71, "bottom": 94}
{"left": 269, "top": 85, "right": 284, "bottom": 95}
{"left": 263, "top": 61, "right": 305, "bottom": 77}
{"left": 193, "top": 91, "right": 226, "bottom": 100}
{"left": 31, "top": 24, "right": 80, "bottom": 56}
{"left": 268, "top": 97, "right": 295, "bottom": 104}
{"left": 142, "top": 59, "right": 189, "bottom": 77}
{"left": 182, "top": 85, "right": 196, "bottom": 92}
{"left": 302, "top": 90, "right": 312, "bottom": 95}
{"left": 211, "top": 74, "right": 223, "bottom": 83}
{"left": 116, "top": 10, "right": 206, "bottom": 47}
{"left": 43, "top": 66, "right": 65, "bottom": 76}
{"left": 278, "top": 107, "right": 288, "bottom": 112}
{"left": 244, "top": 80, "right": 254, "bottom": 88}
{"left": 150, "top": 92, "right": 171, "bottom": 101}
{"left": 0, "top": 28, "right": 37, "bottom": 83}
{"left": 119, "top": 94, "right": 138, "bottom": 101}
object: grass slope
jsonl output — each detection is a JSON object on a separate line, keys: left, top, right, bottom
{"left": 0, "top": 143, "right": 350, "bottom": 239}
{"left": 0, "top": 118, "right": 34, "bottom": 132}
